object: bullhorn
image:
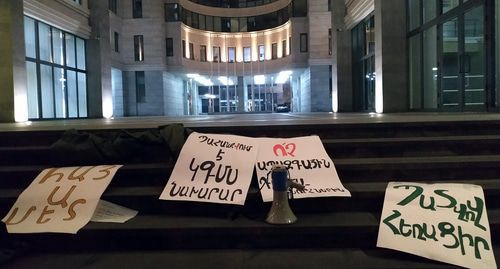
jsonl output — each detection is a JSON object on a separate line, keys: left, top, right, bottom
{"left": 266, "top": 165, "right": 305, "bottom": 225}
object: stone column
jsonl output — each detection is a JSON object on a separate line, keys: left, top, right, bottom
{"left": 87, "top": 0, "right": 112, "bottom": 118}
{"left": 0, "top": 0, "right": 27, "bottom": 122}
{"left": 374, "top": 0, "right": 407, "bottom": 112}
{"left": 331, "top": 0, "right": 353, "bottom": 112}
{"left": 236, "top": 76, "right": 245, "bottom": 112}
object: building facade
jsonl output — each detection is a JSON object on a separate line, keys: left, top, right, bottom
{"left": 0, "top": 0, "right": 499, "bottom": 122}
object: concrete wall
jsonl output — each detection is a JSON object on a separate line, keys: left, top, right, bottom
{"left": 310, "top": 65, "right": 332, "bottom": 112}
{"left": 308, "top": 0, "right": 331, "bottom": 64}
{"left": 163, "top": 72, "right": 185, "bottom": 116}
{"left": 111, "top": 68, "right": 124, "bottom": 117}
{"left": 137, "top": 71, "right": 164, "bottom": 115}
{"left": 300, "top": 68, "right": 311, "bottom": 112}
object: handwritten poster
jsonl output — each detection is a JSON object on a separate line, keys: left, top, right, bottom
{"left": 377, "top": 182, "right": 497, "bottom": 269}
{"left": 255, "top": 136, "right": 350, "bottom": 202}
{"left": 2, "top": 165, "right": 122, "bottom": 234}
{"left": 160, "top": 132, "right": 258, "bottom": 205}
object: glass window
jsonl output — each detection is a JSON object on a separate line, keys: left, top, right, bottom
{"left": 442, "top": 0, "right": 459, "bottom": 14}
{"left": 243, "top": 47, "right": 251, "bottom": 62}
{"left": 134, "top": 35, "right": 144, "bottom": 61}
{"left": 423, "top": 25, "right": 437, "bottom": 109}
{"left": 24, "top": 17, "right": 36, "bottom": 58}
{"left": 214, "top": 17, "right": 221, "bottom": 32}
{"left": 292, "top": 0, "right": 307, "bottom": 17}
{"left": 78, "top": 72, "right": 87, "bottom": 117}
{"left": 213, "top": 46, "right": 220, "bottom": 62}
{"left": 408, "top": 0, "right": 421, "bottom": 31}
{"left": 40, "top": 64, "right": 54, "bottom": 118}
{"left": 53, "top": 67, "right": 65, "bottom": 118}
{"left": 239, "top": 17, "right": 247, "bottom": 32}
{"left": 228, "top": 47, "right": 236, "bottom": 62}
{"left": 300, "top": 33, "right": 308, "bottom": 52}
{"left": 165, "top": 3, "right": 179, "bottom": 21}
{"left": 66, "top": 35, "right": 76, "bottom": 68}
{"left": 282, "top": 40, "right": 287, "bottom": 57}
{"left": 132, "top": 0, "right": 142, "bottom": 18}
{"left": 136, "top": 71, "right": 146, "bottom": 103}
{"left": 189, "top": 43, "right": 194, "bottom": 60}
{"left": 200, "top": 45, "right": 207, "bottom": 62}
{"left": 221, "top": 17, "right": 231, "bottom": 32}
{"left": 409, "top": 34, "right": 422, "bottom": 109}
{"left": 206, "top": 16, "right": 214, "bottom": 31}
{"left": 192, "top": 13, "right": 199, "bottom": 29}
{"left": 365, "top": 17, "right": 375, "bottom": 55}
{"left": 423, "top": 1, "right": 436, "bottom": 23}
{"left": 67, "top": 70, "right": 78, "bottom": 117}
{"left": 76, "top": 37, "right": 86, "bottom": 70}
{"left": 199, "top": 14, "right": 206, "bottom": 30}
{"left": 109, "top": 0, "right": 117, "bottom": 14}
{"left": 182, "top": 40, "right": 186, "bottom": 58}
{"left": 114, "top": 32, "right": 119, "bottom": 52}
{"left": 272, "top": 43, "right": 277, "bottom": 59}
{"left": 38, "top": 22, "right": 51, "bottom": 62}
{"left": 231, "top": 18, "right": 239, "bottom": 32}
{"left": 259, "top": 45, "right": 265, "bottom": 61}
{"left": 26, "top": 61, "right": 38, "bottom": 119}
{"left": 166, "top": 38, "right": 173, "bottom": 57}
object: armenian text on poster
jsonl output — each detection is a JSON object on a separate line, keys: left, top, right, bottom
{"left": 2, "top": 165, "right": 122, "bottom": 234}
{"left": 377, "top": 182, "right": 497, "bottom": 269}
{"left": 160, "top": 132, "right": 258, "bottom": 205}
{"left": 255, "top": 136, "right": 350, "bottom": 202}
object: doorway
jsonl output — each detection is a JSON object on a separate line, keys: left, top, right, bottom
{"left": 439, "top": 5, "right": 485, "bottom": 111}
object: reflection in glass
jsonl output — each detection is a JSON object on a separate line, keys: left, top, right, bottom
{"left": 78, "top": 72, "right": 87, "bottom": 117}
{"left": 26, "top": 62, "right": 38, "bottom": 118}
{"left": 423, "top": 25, "right": 438, "bottom": 109}
{"left": 40, "top": 64, "right": 54, "bottom": 118}
{"left": 24, "top": 17, "right": 36, "bottom": 58}
{"left": 67, "top": 70, "right": 78, "bottom": 117}
{"left": 464, "top": 6, "right": 484, "bottom": 107}
{"left": 53, "top": 67, "right": 66, "bottom": 118}
{"left": 66, "top": 34, "right": 76, "bottom": 68}
{"left": 38, "top": 23, "right": 51, "bottom": 62}
{"left": 52, "top": 28, "right": 64, "bottom": 65}
{"left": 409, "top": 34, "right": 422, "bottom": 109}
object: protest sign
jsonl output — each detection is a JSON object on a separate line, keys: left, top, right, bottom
{"left": 255, "top": 136, "right": 350, "bottom": 202}
{"left": 160, "top": 132, "right": 258, "bottom": 205}
{"left": 2, "top": 165, "right": 122, "bottom": 234}
{"left": 377, "top": 182, "right": 497, "bottom": 269}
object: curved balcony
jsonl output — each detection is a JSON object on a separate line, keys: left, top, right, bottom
{"left": 180, "top": 0, "right": 290, "bottom": 17}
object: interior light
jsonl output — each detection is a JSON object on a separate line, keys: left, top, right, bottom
{"left": 254, "top": 75, "right": 266, "bottom": 85}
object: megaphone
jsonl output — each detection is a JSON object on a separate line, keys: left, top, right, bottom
{"left": 266, "top": 165, "right": 305, "bottom": 225}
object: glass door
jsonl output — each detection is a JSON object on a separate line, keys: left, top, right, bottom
{"left": 439, "top": 5, "right": 485, "bottom": 111}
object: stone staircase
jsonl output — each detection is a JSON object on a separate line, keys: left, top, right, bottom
{"left": 0, "top": 119, "right": 499, "bottom": 268}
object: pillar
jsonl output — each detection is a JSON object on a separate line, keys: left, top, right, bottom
{"left": 87, "top": 0, "right": 112, "bottom": 118}
{"left": 0, "top": 0, "right": 27, "bottom": 122}
{"left": 374, "top": 0, "right": 407, "bottom": 112}
{"left": 331, "top": 0, "right": 353, "bottom": 112}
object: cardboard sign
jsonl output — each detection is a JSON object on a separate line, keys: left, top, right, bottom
{"left": 377, "top": 182, "right": 497, "bottom": 269}
{"left": 2, "top": 165, "right": 121, "bottom": 234}
{"left": 255, "top": 136, "right": 350, "bottom": 202}
{"left": 160, "top": 132, "right": 258, "bottom": 205}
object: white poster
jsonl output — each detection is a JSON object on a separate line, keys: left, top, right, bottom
{"left": 255, "top": 136, "right": 350, "bottom": 202}
{"left": 2, "top": 165, "right": 122, "bottom": 234}
{"left": 160, "top": 132, "right": 258, "bottom": 205}
{"left": 377, "top": 182, "right": 497, "bottom": 269}
{"left": 91, "top": 200, "right": 138, "bottom": 223}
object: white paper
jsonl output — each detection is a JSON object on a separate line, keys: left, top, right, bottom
{"left": 2, "top": 165, "right": 122, "bottom": 234}
{"left": 90, "top": 200, "right": 138, "bottom": 223}
{"left": 255, "top": 136, "right": 350, "bottom": 202}
{"left": 377, "top": 182, "right": 497, "bottom": 269}
{"left": 160, "top": 132, "right": 258, "bottom": 205}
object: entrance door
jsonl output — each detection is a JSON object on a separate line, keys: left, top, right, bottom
{"left": 439, "top": 5, "right": 485, "bottom": 111}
